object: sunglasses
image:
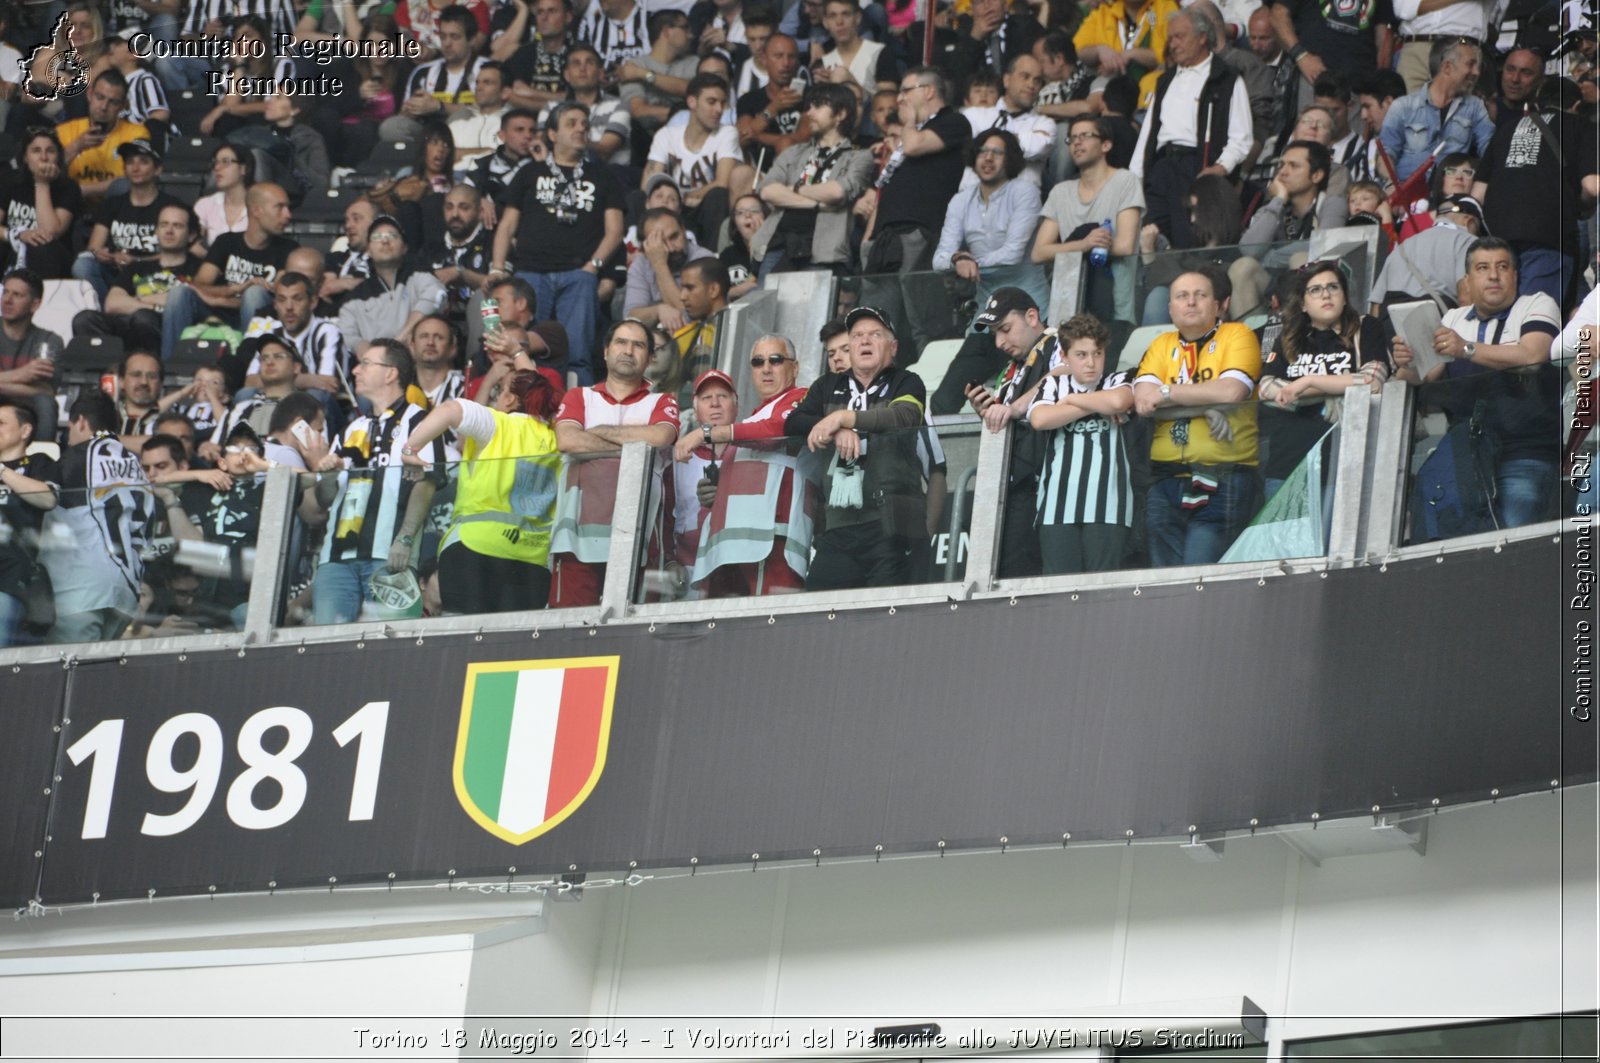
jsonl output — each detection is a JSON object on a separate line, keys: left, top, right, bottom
{"left": 750, "top": 355, "right": 789, "bottom": 367}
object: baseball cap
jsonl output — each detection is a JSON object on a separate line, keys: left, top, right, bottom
{"left": 693, "top": 369, "right": 736, "bottom": 395}
{"left": 1436, "top": 194, "right": 1489, "bottom": 234}
{"left": 117, "top": 138, "right": 162, "bottom": 164}
{"left": 368, "top": 214, "right": 406, "bottom": 242}
{"left": 972, "top": 287, "right": 1039, "bottom": 331}
{"left": 643, "top": 173, "right": 679, "bottom": 198}
{"left": 844, "top": 306, "right": 895, "bottom": 336}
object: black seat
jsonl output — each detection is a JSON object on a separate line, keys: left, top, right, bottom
{"left": 167, "top": 337, "right": 228, "bottom": 380}
{"left": 59, "top": 335, "right": 123, "bottom": 380}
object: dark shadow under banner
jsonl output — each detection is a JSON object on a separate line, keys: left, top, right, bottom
{"left": 4, "top": 534, "right": 1590, "bottom": 905}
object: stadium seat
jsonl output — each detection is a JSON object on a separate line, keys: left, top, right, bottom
{"left": 164, "top": 135, "right": 223, "bottom": 174}
{"left": 58, "top": 335, "right": 123, "bottom": 381}
{"left": 351, "top": 140, "right": 412, "bottom": 182}
{"left": 915, "top": 338, "right": 965, "bottom": 398}
{"left": 36, "top": 280, "right": 97, "bottom": 341}
{"left": 295, "top": 186, "right": 357, "bottom": 225}
{"left": 1117, "top": 325, "right": 1169, "bottom": 372}
{"left": 167, "top": 338, "right": 228, "bottom": 379}
{"left": 24, "top": 440, "right": 60, "bottom": 461}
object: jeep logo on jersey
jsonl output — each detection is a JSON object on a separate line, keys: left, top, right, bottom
{"left": 453, "top": 657, "right": 619, "bottom": 844}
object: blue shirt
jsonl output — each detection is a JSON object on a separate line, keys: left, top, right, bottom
{"left": 932, "top": 178, "right": 1041, "bottom": 271}
{"left": 1378, "top": 85, "right": 1495, "bottom": 183}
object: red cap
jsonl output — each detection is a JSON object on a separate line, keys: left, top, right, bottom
{"left": 692, "top": 369, "right": 736, "bottom": 395}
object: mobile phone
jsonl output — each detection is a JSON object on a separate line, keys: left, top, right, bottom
{"left": 289, "top": 420, "right": 314, "bottom": 447}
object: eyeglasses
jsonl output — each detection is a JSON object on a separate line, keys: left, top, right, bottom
{"left": 750, "top": 355, "right": 789, "bottom": 367}
{"left": 734, "top": 208, "right": 765, "bottom": 218}
{"left": 896, "top": 82, "right": 932, "bottom": 95}
{"left": 1443, "top": 166, "right": 1475, "bottom": 177}
{"left": 357, "top": 358, "right": 394, "bottom": 370}
{"left": 1304, "top": 283, "right": 1341, "bottom": 298}
{"left": 1068, "top": 132, "right": 1103, "bottom": 144}
{"left": 974, "top": 146, "right": 1006, "bottom": 157}
{"left": 368, "top": 232, "right": 401, "bottom": 244}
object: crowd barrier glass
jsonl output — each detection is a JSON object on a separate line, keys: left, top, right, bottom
{"left": 639, "top": 419, "right": 977, "bottom": 603}
{"left": 1, "top": 473, "right": 264, "bottom": 647}
{"left": 1403, "top": 362, "right": 1569, "bottom": 545}
{"left": 995, "top": 398, "right": 1341, "bottom": 578}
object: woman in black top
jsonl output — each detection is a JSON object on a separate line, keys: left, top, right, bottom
{"left": 0, "top": 130, "right": 83, "bottom": 279}
{"left": 1256, "top": 261, "right": 1389, "bottom": 495}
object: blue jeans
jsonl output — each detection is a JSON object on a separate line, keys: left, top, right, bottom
{"left": 72, "top": 253, "right": 116, "bottom": 305}
{"left": 311, "top": 558, "right": 387, "bottom": 626}
{"left": 521, "top": 269, "right": 597, "bottom": 386}
{"left": 1495, "top": 457, "right": 1557, "bottom": 529}
{"left": 1514, "top": 247, "right": 1572, "bottom": 309}
{"left": 163, "top": 284, "right": 273, "bottom": 360}
{"left": 0, "top": 592, "right": 23, "bottom": 648}
{"left": 155, "top": 55, "right": 215, "bottom": 92}
{"left": 1145, "top": 468, "right": 1261, "bottom": 567}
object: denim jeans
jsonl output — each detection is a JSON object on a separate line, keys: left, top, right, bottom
{"left": 0, "top": 591, "right": 23, "bottom": 648}
{"left": 1495, "top": 457, "right": 1557, "bottom": 529}
{"left": 71, "top": 253, "right": 117, "bottom": 305}
{"left": 155, "top": 55, "right": 216, "bottom": 92}
{"left": 163, "top": 284, "right": 273, "bottom": 360}
{"left": 1513, "top": 247, "right": 1572, "bottom": 309}
{"left": 520, "top": 269, "right": 597, "bottom": 387}
{"left": 311, "top": 558, "right": 387, "bottom": 626}
{"left": 1145, "top": 468, "right": 1261, "bottom": 567}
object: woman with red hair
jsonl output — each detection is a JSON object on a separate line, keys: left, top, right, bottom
{"left": 401, "top": 359, "right": 565, "bottom": 613}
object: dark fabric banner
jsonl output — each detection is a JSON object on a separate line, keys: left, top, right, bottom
{"left": 0, "top": 667, "right": 67, "bottom": 907}
{"left": 20, "top": 534, "right": 1590, "bottom": 904}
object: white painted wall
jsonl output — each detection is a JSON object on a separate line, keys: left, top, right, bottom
{"left": 1, "top": 787, "right": 1593, "bottom": 1059}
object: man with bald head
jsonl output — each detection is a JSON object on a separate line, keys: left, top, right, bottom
{"left": 163, "top": 182, "right": 298, "bottom": 359}
{"left": 324, "top": 198, "right": 378, "bottom": 304}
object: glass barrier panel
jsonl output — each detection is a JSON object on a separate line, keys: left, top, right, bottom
{"left": 1287, "top": 1014, "right": 1596, "bottom": 1060}
{"left": 1, "top": 486, "right": 69, "bottom": 649}
{"left": 996, "top": 397, "right": 1338, "bottom": 578}
{"left": 641, "top": 418, "right": 978, "bottom": 604}
{"left": 1121, "top": 239, "right": 1308, "bottom": 334}
{"left": 134, "top": 471, "right": 267, "bottom": 638}
{"left": 1404, "top": 361, "right": 1567, "bottom": 545}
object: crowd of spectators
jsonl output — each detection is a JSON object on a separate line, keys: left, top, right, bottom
{"left": 0, "top": 0, "right": 1595, "bottom": 645}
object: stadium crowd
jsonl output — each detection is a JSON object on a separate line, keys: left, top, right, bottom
{"left": 0, "top": 0, "right": 1595, "bottom": 643}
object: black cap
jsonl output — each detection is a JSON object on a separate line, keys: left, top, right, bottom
{"left": 972, "top": 287, "right": 1039, "bottom": 331}
{"left": 1436, "top": 194, "right": 1489, "bottom": 235}
{"left": 368, "top": 214, "right": 406, "bottom": 241}
{"left": 844, "top": 305, "right": 895, "bottom": 336}
{"left": 117, "top": 138, "right": 162, "bottom": 164}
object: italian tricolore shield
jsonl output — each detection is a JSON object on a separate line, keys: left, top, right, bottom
{"left": 454, "top": 657, "right": 619, "bottom": 844}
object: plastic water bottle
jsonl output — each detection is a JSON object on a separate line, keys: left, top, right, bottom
{"left": 1088, "top": 218, "right": 1112, "bottom": 268}
{"left": 480, "top": 298, "right": 502, "bottom": 336}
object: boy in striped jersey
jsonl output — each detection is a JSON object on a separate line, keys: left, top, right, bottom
{"left": 1027, "top": 314, "right": 1135, "bottom": 575}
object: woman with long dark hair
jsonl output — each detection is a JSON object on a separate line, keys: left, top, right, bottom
{"left": 1255, "top": 261, "right": 1389, "bottom": 497}
{"left": 1138, "top": 173, "right": 1243, "bottom": 324}
{"left": 0, "top": 129, "right": 82, "bottom": 278}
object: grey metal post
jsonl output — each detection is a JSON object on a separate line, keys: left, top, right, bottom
{"left": 598, "top": 443, "right": 652, "bottom": 622}
{"left": 1326, "top": 384, "right": 1373, "bottom": 562}
{"left": 1365, "top": 379, "right": 1418, "bottom": 555}
{"left": 961, "top": 425, "right": 1012, "bottom": 595}
{"left": 242, "top": 465, "right": 297, "bottom": 644}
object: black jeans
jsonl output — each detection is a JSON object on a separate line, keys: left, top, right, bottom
{"left": 804, "top": 522, "right": 912, "bottom": 591}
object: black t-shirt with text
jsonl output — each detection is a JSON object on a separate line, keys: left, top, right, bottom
{"left": 1259, "top": 316, "right": 1386, "bottom": 478}
{"left": 1274, "top": 0, "right": 1392, "bottom": 73}
{"left": 505, "top": 37, "right": 572, "bottom": 95}
{"left": 877, "top": 107, "right": 971, "bottom": 232}
{"left": 95, "top": 191, "right": 187, "bottom": 255}
{"left": 0, "top": 171, "right": 83, "bottom": 237}
{"left": 507, "top": 157, "right": 624, "bottom": 273}
{"left": 204, "top": 232, "right": 297, "bottom": 287}
{"left": 736, "top": 86, "right": 804, "bottom": 137}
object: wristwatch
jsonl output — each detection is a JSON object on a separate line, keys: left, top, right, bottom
{"left": 644, "top": 71, "right": 657, "bottom": 85}
{"left": 397, "top": 534, "right": 415, "bottom": 546}
{"left": 401, "top": 445, "right": 417, "bottom": 457}
{"left": 590, "top": 258, "right": 605, "bottom": 269}
{"left": 701, "top": 423, "right": 713, "bottom": 443}
{"left": 1159, "top": 383, "right": 1172, "bottom": 402}
{"left": 1462, "top": 340, "right": 1477, "bottom": 360}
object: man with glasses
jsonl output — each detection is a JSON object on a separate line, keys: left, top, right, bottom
{"left": 1032, "top": 115, "right": 1144, "bottom": 323}
{"left": 308, "top": 340, "right": 444, "bottom": 626}
{"left": 548, "top": 319, "right": 680, "bottom": 608}
{"left": 785, "top": 306, "right": 932, "bottom": 590}
{"left": 337, "top": 215, "right": 448, "bottom": 361}
{"left": 1378, "top": 38, "right": 1495, "bottom": 183}
{"left": 861, "top": 66, "right": 970, "bottom": 357}
{"left": 674, "top": 335, "right": 813, "bottom": 596}
{"left": 960, "top": 53, "right": 1054, "bottom": 187}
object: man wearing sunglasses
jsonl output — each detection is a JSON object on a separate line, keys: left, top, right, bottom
{"left": 674, "top": 335, "right": 813, "bottom": 596}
